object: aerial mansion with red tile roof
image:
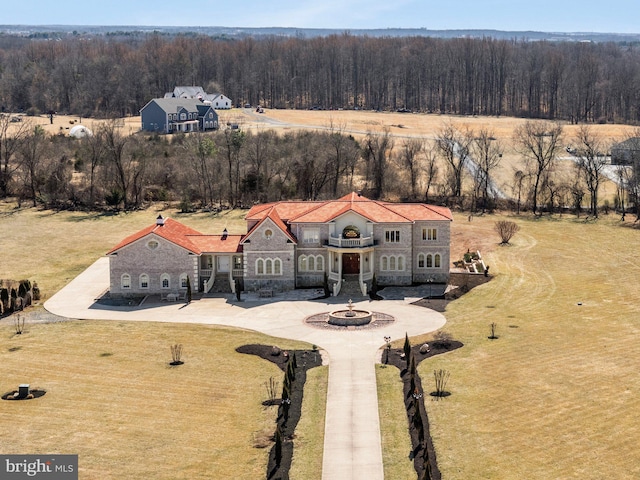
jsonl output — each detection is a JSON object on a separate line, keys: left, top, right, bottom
{"left": 107, "top": 193, "right": 453, "bottom": 297}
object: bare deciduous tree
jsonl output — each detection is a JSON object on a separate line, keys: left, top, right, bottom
{"left": 572, "top": 125, "right": 608, "bottom": 217}
{"left": 471, "top": 128, "right": 503, "bottom": 212}
{"left": 435, "top": 122, "right": 473, "bottom": 199}
{"left": 363, "top": 128, "right": 394, "bottom": 200}
{"left": 0, "top": 115, "right": 31, "bottom": 198}
{"left": 423, "top": 140, "right": 439, "bottom": 203}
{"left": 513, "top": 121, "right": 563, "bottom": 216}
{"left": 494, "top": 220, "right": 520, "bottom": 245}
{"left": 184, "top": 134, "right": 217, "bottom": 207}
{"left": 17, "top": 124, "right": 49, "bottom": 207}
{"left": 399, "top": 137, "right": 423, "bottom": 200}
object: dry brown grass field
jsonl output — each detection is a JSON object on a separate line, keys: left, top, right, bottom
{"left": 3, "top": 109, "right": 640, "bottom": 478}
{"left": 0, "top": 203, "right": 327, "bottom": 479}
{"left": 3, "top": 202, "right": 639, "bottom": 479}
{"left": 1, "top": 320, "right": 317, "bottom": 479}
{"left": 386, "top": 212, "right": 640, "bottom": 480}
{"left": 10, "top": 108, "right": 635, "bottom": 207}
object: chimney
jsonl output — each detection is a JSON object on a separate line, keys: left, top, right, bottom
{"left": 222, "top": 228, "right": 228, "bottom": 240}
{"left": 156, "top": 215, "right": 165, "bottom": 226}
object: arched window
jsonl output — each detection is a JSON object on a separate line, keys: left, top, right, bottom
{"left": 434, "top": 254, "right": 441, "bottom": 268}
{"left": 180, "top": 274, "right": 188, "bottom": 288}
{"left": 418, "top": 253, "right": 425, "bottom": 268}
{"left": 426, "top": 254, "right": 433, "bottom": 268}
{"left": 308, "top": 256, "right": 315, "bottom": 271}
{"left": 316, "top": 255, "right": 324, "bottom": 271}
{"left": 139, "top": 274, "right": 149, "bottom": 289}
{"left": 121, "top": 274, "right": 131, "bottom": 289}
{"left": 161, "top": 274, "right": 170, "bottom": 289}
{"left": 299, "top": 255, "right": 308, "bottom": 271}
{"left": 381, "top": 255, "right": 404, "bottom": 271}
{"left": 257, "top": 257, "right": 282, "bottom": 275}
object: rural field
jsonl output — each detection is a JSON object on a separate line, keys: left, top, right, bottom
{"left": 2, "top": 200, "right": 640, "bottom": 478}
{"left": 2, "top": 107, "right": 640, "bottom": 479}
{"left": 13, "top": 107, "right": 635, "bottom": 208}
{"left": 0, "top": 202, "right": 327, "bottom": 479}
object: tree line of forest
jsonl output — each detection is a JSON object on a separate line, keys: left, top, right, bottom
{"left": 2, "top": 113, "right": 637, "bottom": 219}
{"left": 2, "top": 33, "right": 640, "bottom": 123}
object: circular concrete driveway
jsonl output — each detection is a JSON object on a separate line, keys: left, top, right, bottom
{"left": 45, "top": 257, "right": 446, "bottom": 480}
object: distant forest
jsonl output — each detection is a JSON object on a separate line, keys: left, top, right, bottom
{"left": 1, "top": 33, "right": 640, "bottom": 123}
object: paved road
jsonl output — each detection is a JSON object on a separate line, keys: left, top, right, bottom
{"left": 45, "top": 257, "right": 446, "bottom": 480}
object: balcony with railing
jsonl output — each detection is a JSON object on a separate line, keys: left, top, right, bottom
{"left": 327, "top": 235, "right": 374, "bottom": 248}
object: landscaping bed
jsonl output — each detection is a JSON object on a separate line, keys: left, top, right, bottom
{"left": 384, "top": 339, "right": 463, "bottom": 480}
{"left": 236, "top": 344, "right": 323, "bottom": 480}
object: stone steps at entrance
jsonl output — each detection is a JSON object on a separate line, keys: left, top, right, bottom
{"left": 208, "top": 274, "right": 233, "bottom": 294}
{"left": 338, "top": 275, "right": 366, "bottom": 298}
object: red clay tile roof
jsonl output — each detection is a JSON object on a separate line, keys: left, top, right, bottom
{"left": 187, "top": 235, "right": 243, "bottom": 253}
{"left": 245, "top": 192, "right": 452, "bottom": 225}
{"left": 243, "top": 206, "right": 298, "bottom": 243}
{"left": 245, "top": 201, "right": 323, "bottom": 223}
{"left": 106, "top": 218, "right": 203, "bottom": 255}
{"left": 382, "top": 203, "right": 454, "bottom": 221}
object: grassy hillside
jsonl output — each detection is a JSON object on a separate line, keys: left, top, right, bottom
{"left": 3, "top": 202, "right": 640, "bottom": 479}
{"left": 403, "top": 213, "right": 640, "bottom": 479}
{"left": 0, "top": 202, "right": 247, "bottom": 299}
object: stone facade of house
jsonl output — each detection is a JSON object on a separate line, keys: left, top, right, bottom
{"left": 106, "top": 193, "right": 453, "bottom": 298}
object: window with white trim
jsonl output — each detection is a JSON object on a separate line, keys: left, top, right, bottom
{"left": 180, "top": 274, "right": 188, "bottom": 288}
{"left": 139, "top": 274, "right": 149, "bottom": 289}
{"left": 121, "top": 274, "right": 131, "bottom": 289}
{"left": 256, "top": 257, "right": 282, "bottom": 276}
{"left": 422, "top": 228, "right": 437, "bottom": 241}
{"left": 385, "top": 229, "right": 401, "bottom": 243}
{"left": 303, "top": 229, "right": 320, "bottom": 244}
{"left": 161, "top": 273, "right": 170, "bottom": 289}
{"left": 298, "top": 254, "right": 324, "bottom": 272}
{"left": 420, "top": 253, "right": 442, "bottom": 268}
{"left": 380, "top": 255, "right": 405, "bottom": 271}
{"left": 180, "top": 113, "right": 186, "bottom": 120}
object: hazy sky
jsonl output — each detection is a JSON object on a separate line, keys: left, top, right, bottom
{"left": 4, "top": 0, "right": 639, "bottom": 33}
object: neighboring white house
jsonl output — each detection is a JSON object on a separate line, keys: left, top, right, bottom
{"left": 164, "top": 86, "right": 232, "bottom": 109}
{"left": 107, "top": 193, "right": 453, "bottom": 298}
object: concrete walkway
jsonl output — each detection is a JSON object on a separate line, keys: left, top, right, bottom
{"left": 45, "top": 257, "right": 446, "bottom": 480}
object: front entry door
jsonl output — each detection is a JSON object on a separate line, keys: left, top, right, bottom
{"left": 217, "top": 256, "right": 230, "bottom": 273}
{"left": 342, "top": 253, "right": 360, "bottom": 275}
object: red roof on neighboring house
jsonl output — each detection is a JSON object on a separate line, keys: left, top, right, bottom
{"left": 107, "top": 217, "right": 204, "bottom": 255}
